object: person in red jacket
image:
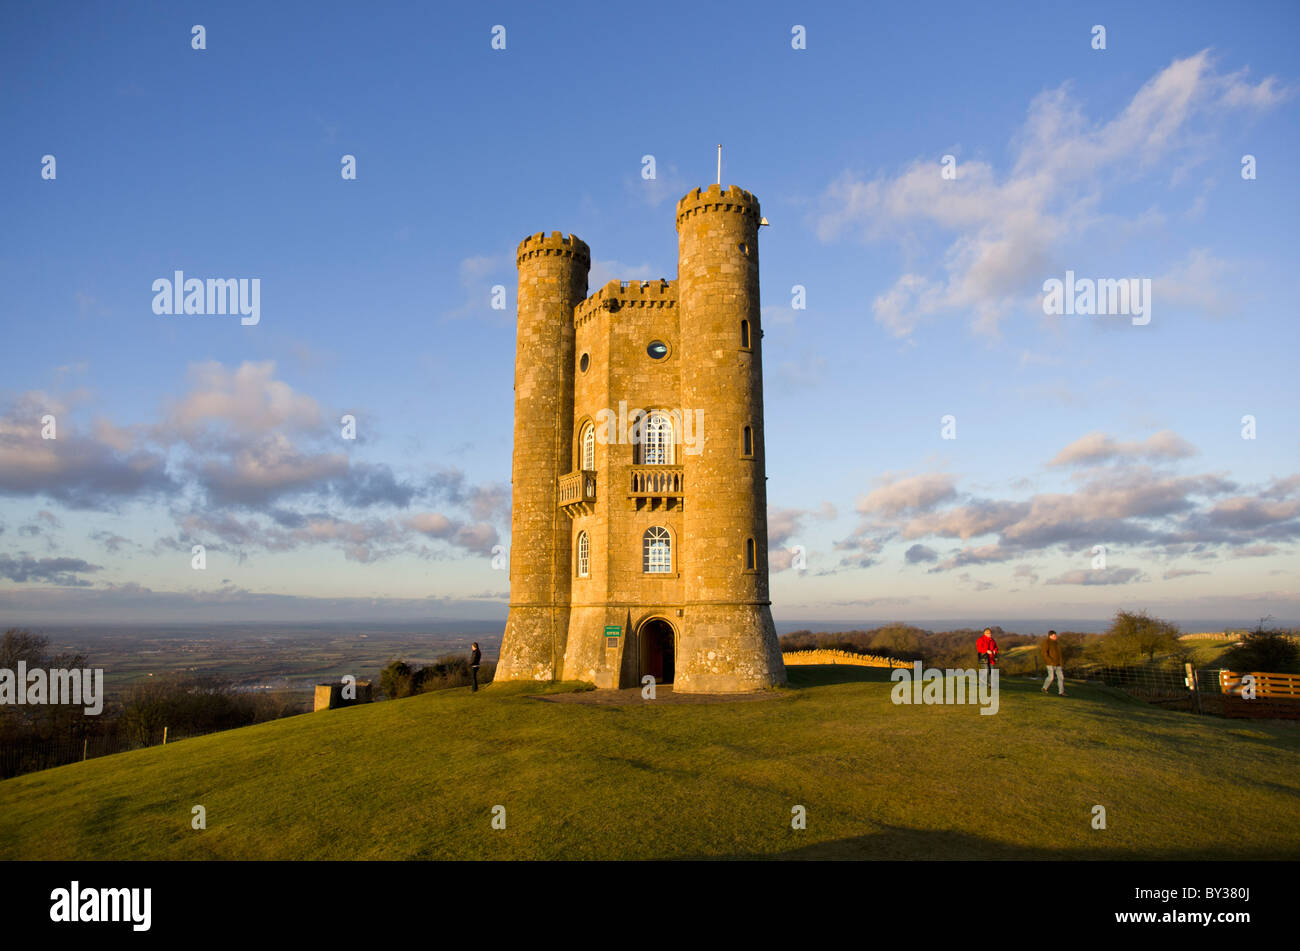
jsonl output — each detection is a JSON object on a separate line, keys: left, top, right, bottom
{"left": 976, "top": 628, "right": 999, "bottom": 674}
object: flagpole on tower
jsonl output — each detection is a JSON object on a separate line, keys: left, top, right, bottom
{"left": 717, "top": 144, "right": 722, "bottom": 185}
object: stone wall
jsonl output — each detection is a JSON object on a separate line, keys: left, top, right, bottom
{"left": 313, "top": 681, "right": 374, "bottom": 711}
{"left": 781, "top": 649, "right": 908, "bottom": 669}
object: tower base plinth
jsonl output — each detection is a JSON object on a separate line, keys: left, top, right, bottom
{"left": 673, "top": 604, "right": 787, "bottom": 694}
{"left": 497, "top": 606, "right": 567, "bottom": 682}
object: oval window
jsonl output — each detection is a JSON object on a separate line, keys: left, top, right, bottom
{"left": 647, "top": 341, "right": 669, "bottom": 359}
{"left": 579, "top": 352, "right": 590, "bottom": 372}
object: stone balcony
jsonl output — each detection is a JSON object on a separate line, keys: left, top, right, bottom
{"left": 558, "top": 469, "right": 596, "bottom": 517}
{"left": 630, "top": 465, "right": 684, "bottom": 511}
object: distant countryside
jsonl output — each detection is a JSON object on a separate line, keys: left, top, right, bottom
{"left": 2, "top": 611, "right": 1296, "bottom": 781}
{"left": 2, "top": 609, "right": 1298, "bottom": 861}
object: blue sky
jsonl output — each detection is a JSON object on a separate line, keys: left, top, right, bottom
{"left": 1, "top": 1, "right": 1297, "bottom": 626}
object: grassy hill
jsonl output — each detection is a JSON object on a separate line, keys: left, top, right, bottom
{"left": 2, "top": 667, "right": 1297, "bottom": 860}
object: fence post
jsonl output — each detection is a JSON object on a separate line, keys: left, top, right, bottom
{"left": 162, "top": 726, "right": 168, "bottom": 746}
{"left": 1185, "top": 663, "right": 1202, "bottom": 715}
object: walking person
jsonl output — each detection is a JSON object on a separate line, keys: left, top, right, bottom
{"left": 976, "top": 627, "right": 999, "bottom": 676}
{"left": 1041, "top": 630, "right": 1066, "bottom": 696}
{"left": 470, "top": 641, "right": 482, "bottom": 692}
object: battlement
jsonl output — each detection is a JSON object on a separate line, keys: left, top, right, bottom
{"left": 574, "top": 278, "right": 677, "bottom": 325}
{"left": 675, "top": 184, "right": 761, "bottom": 228}
{"left": 516, "top": 231, "right": 591, "bottom": 267}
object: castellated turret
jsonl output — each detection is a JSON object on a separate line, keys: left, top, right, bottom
{"left": 496, "top": 187, "right": 787, "bottom": 693}
{"left": 495, "top": 232, "right": 589, "bottom": 682}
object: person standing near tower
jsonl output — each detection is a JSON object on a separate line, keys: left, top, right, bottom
{"left": 976, "top": 627, "right": 998, "bottom": 674}
{"left": 469, "top": 642, "right": 481, "bottom": 693}
{"left": 1041, "top": 630, "right": 1066, "bottom": 696}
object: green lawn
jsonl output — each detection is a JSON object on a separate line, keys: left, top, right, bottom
{"left": 2, "top": 667, "right": 1297, "bottom": 860}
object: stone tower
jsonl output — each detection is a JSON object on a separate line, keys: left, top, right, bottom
{"left": 497, "top": 185, "right": 786, "bottom": 694}
{"left": 495, "top": 232, "right": 589, "bottom": 682}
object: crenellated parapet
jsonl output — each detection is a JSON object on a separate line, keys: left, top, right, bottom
{"left": 574, "top": 278, "right": 677, "bottom": 326}
{"left": 516, "top": 230, "right": 591, "bottom": 267}
{"left": 675, "top": 183, "right": 761, "bottom": 229}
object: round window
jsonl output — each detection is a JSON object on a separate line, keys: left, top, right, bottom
{"left": 647, "top": 340, "right": 669, "bottom": 360}
{"left": 579, "top": 352, "right": 590, "bottom": 372}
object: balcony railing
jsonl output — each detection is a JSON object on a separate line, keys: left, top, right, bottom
{"left": 558, "top": 470, "right": 596, "bottom": 516}
{"left": 630, "top": 465, "right": 684, "bottom": 499}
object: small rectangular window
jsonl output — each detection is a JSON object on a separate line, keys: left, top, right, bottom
{"left": 743, "top": 425, "right": 753, "bottom": 456}
{"left": 746, "top": 538, "right": 756, "bottom": 570}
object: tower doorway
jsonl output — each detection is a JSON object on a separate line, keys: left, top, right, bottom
{"left": 640, "top": 619, "right": 676, "bottom": 685}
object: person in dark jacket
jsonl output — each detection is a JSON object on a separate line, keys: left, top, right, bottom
{"left": 976, "top": 628, "right": 999, "bottom": 674}
{"left": 470, "top": 642, "right": 482, "bottom": 692}
{"left": 1041, "top": 630, "right": 1066, "bottom": 696}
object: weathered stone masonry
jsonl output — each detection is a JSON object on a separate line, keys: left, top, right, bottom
{"left": 496, "top": 185, "right": 787, "bottom": 693}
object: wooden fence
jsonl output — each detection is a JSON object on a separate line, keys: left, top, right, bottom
{"left": 1218, "top": 670, "right": 1300, "bottom": 698}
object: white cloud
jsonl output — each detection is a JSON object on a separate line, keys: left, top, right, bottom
{"left": 815, "top": 50, "right": 1288, "bottom": 338}
{"left": 1048, "top": 430, "right": 1198, "bottom": 467}
{"left": 857, "top": 472, "right": 958, "bottom": 517}
{"left": 1153, "top": 248, "right": 1237, "bottom": 319}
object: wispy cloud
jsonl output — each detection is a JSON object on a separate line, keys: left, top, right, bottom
{"left": 815, "top": 51, "right": 1289, "bottom": 338}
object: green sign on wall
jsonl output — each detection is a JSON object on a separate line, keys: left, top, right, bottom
{"left": 604, "top": 625, "right": 621, "bottom": 639}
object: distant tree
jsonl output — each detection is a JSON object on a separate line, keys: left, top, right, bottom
{"left": 249, "top": 690, "right": 307, "bottom": 721}
{"left": 118, "top": 674, "right": 260, "bottom": 745}
{"left": 120, "top": 679, "right": 171, "bottom": 746}
{"left": 1057, "top": 632, "right": 1088, "bottom": 664}
{"left": 0, "top": 628, "right": 49, "bottom": 670}
{"left": 410, "top": 653, "right": 497, "bottom": 692}
{"left": 380, "top": 659, "right": 415, "bottom": 699}
{"left": 1222, "top": 617, "right": 1300, "bottom": 674}
{"left": 778, "top": 630, "right": 817, "bottom": 651}
{"left": 0, "top": 628, "right": 93, "bottom": 740}
{"left": 1, "top": 630, "right": 48, "bottom": 740}
{"left": 1091, "top": 610, "right": 1182, "bottom": 665}
{"left": 867, "top": 623, "right": 924, "bottom": 659}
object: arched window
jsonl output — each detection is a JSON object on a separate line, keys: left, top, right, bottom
{"left": 581, "top": 423, "right": 595, "bottom": 471}
{"left": 741, "top": 319, "right": 751, "bottom": 348}
{"left": 742, "top": 425, "right": 753, "bottom": 456}
{"left": 745, "top": 537, "right": 756, "bottom": 570}
{"left": 577, "top": 531, "right": 589, "bottom": 577}
{"left": 641, "top": 412, "right": 674, "bottom": 465}
{"left": 643, "top": 526, "right": 672, "bottom": 573}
